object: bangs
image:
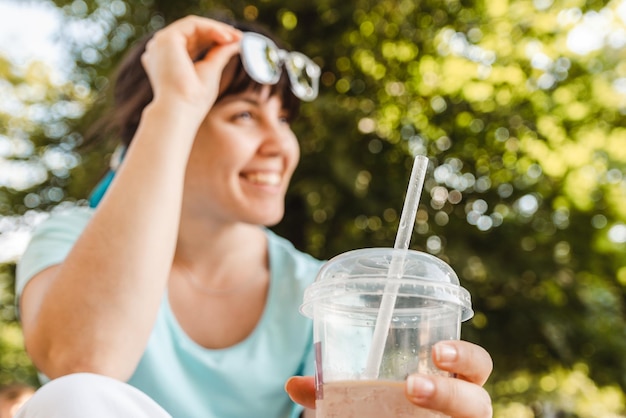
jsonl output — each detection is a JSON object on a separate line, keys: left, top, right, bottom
{"left": 216, "top": 56, "right": 301, "bottom": 121}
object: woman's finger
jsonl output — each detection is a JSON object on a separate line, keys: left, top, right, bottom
{"left": 195, "top": 41, "right": 241, "bottom": 88}
{"left": 284, "top": 376, "right": 316, "bottom": 410}
{"left": 140, "top": 15, "right": 243, "bottom": 111}
{"left": 405, "top": 374, "right": 493, "bottom": 418}
{"left": 167, "top": 15, "right": 241, "bottom": 54}
{"left": 144, "top": 17, "right": 240, "bottom": 69}
{"left": 432, "top": 340, "right": 493, "bottom": 386}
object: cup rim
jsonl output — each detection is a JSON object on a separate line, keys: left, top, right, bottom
{"left": 300, "top": 247, "right": 474, "bottom": 321}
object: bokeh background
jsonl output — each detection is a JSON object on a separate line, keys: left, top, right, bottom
{"left": 1, "top": 0, "right": 626, "bottom": 416}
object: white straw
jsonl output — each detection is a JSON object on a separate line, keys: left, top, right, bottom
{"left": 363, "top": 155, "right": 429, "bottom": 379}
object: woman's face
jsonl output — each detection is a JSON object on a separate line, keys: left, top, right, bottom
{"left": 183, "top": 85, "right": 300, "bottom": 227}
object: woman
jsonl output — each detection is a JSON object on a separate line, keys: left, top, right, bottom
{"left": 15, "top": 15, "right": 493, "bottom": 418}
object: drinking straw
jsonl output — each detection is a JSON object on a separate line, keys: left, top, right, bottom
{"left": 363, "top": 154, "right": 429, "bottom": 379}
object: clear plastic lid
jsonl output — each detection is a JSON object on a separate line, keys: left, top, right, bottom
{"left": 301, "top": 248, "right": 474, "bottom": 321}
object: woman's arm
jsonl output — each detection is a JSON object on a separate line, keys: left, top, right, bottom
{"left": 19, "top": 16, "right": 241, "bottom": 381}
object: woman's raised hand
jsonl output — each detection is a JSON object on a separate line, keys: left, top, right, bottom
{"left": 141, "top": 16, "right": 242, "bottom": 119}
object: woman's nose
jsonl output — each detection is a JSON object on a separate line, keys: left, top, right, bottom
{"left": 258, "top": 119, "right": 292, "bottom": 154}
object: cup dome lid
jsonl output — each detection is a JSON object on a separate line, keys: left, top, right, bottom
{"left": 301, "top": 248, "right": 473, "bottom": 321}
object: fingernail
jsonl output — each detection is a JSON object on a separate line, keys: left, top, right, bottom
{"left": 435, "top": 342, "right": 457, "bottom": 364}
{"left": 406, "top": 375, "right": 435, "bottom": 399}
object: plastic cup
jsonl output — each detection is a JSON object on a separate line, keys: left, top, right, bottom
{"left": 300, "top": 248, "right": 474, "bottom": 418}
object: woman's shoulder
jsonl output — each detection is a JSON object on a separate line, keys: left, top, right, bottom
{"left": 16, "top": 205, "right": 95, "bottom": 297}
{"left": 265, "top": 229, "right": 325, "bottom": 278}
{"left": 47, "top": 204, "right": 95, "bottom": 220}
{"left": 32, "top": 205, "right": 95, "bottom": 235}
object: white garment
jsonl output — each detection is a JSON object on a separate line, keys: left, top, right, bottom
{"left": 15, "top": 373, "right": 171, "bottom": 418}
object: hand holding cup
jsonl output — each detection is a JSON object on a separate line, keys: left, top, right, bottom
{"left": 285, "top": 340, "right": 492, "bottom": 418}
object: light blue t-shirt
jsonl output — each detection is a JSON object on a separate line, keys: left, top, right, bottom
{"left": 16, "top": 207, "right": 324, "bottom": 418}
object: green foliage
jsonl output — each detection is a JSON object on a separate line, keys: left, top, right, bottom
{"left": 0, "top": 54, "right": 92, "bottom": 214}
{"left": 1, "top": 0, "right": 625, "bottom": 414}
{"left": 0, "top": 263, "right": 38, "bottom": 387}
{"left": 491, "top": 364, "right": 626, "bottom": 417}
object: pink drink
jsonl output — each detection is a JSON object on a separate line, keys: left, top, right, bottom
{"left": 316, "top": 380, "right": 447, "bottom": 418}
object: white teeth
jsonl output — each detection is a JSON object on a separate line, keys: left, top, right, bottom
{"left": 244, "top": 172, "right": 281, "bottom": 186}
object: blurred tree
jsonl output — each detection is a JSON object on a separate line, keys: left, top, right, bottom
{"left": 0, "top": 262, "right": 37, "bottom": 386}
{"left": 0, "top": 52, "right": 85, "bottom": 387}
{"left": 1, "top": 0, "right": 625, "bottom": 415}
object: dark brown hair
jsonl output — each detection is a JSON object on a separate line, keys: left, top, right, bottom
{"left": 94, "top": 16, "right": 300, "bottom": 147}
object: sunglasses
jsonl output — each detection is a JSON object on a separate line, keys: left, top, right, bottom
{"left": 240, "top": 32, "right": 321, "bottom": 102}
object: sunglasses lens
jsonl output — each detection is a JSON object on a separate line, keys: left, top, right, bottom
{"left": 286, "top": 52, "right": 321, "bottom": 101}
{"left": 241, "top": 32, "right": 320, "bottom": 101}
{"left": 241, "top": 33, "right": 281, "bottom": 84}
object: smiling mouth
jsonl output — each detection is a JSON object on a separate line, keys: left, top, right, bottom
{"left": 242, "top": 172, "right": 282, "bottom": 186}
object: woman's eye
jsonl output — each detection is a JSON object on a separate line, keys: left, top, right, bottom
{"left": 235, "top": 111, "right": 253, "bottom": 120}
